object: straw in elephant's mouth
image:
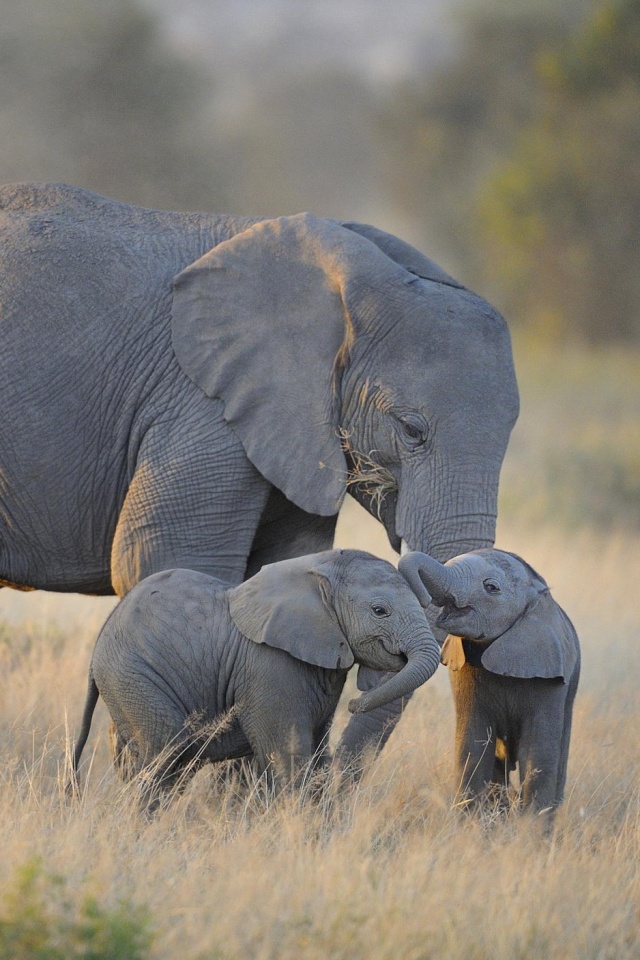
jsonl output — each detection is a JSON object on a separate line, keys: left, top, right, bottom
{"left": 339, "top": 428, "right": 397, "bottom": 521}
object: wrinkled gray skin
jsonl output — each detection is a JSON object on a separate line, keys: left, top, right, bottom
{"left": 399, "top": 550, "right": 580, "bottom": 813}
{"left": 0, "top": 183, "right": 518, "bottom": 760}
{"left": 72, "top": 550, "right": 440, "bottom": 803}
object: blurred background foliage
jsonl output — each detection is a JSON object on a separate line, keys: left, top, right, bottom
{"left": 0, "top": 0, "right": 231, "bottom": 209}
{"left": 2, "top": 0, "right": 637, "bottom": 344}
{"left": 1, "top": 0, "right": 638, "bottom": 530}
{"left": 380, "top": 0, "right": 640, "bottom": 345}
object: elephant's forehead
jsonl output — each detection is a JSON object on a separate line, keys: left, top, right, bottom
{"left": 344, "top": 556, "right": 410, "bottom": 593}
{"left": 446, "top": 552, "right": 500, "bottom": 578}
{"left": 445, "top": 550, "right": 527, "bottom": 588}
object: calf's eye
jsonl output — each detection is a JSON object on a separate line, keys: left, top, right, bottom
{"left": 483, "top": 580, "right": 501, "bottom": 595}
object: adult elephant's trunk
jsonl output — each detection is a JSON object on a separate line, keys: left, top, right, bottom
{"left": 394, "top": 457, "right": 500, "bottom": 565}
{"left": 398, "top": 552, "right": 469, "bottom": 608}
{"left": 348, "top": 625, "right": 441, "bottom": 714}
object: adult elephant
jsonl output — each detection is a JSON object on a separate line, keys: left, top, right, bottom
{"left": 0, "top": 182, "right": 519, "bottom": 758}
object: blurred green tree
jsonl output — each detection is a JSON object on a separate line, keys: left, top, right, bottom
{"left": 378, "top": 1, "right": 589, "bottom": 281}
{"left": 0, "top": 0, "right": 229, "bottom": 210}
{"left": 478, "top": 0, "right": 640, "bottom": 342}
{"left": 378, "top": 0, "right": 640, "bottom": 343}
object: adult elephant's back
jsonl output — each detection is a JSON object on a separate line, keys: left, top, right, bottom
{"left": 0, "top": 183, "right": 254, "bottom": 593}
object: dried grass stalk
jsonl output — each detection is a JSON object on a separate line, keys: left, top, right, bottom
{"left": 339, "top": 428, "right": 397, "bottom": 520}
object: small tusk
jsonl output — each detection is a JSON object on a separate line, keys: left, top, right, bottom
{"left": 400, "top": 539, "right": 410, "bottom": 556}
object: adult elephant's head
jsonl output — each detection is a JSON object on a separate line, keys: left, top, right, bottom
{"left": 171, "top": 215, "right": 518, "bottom": 561}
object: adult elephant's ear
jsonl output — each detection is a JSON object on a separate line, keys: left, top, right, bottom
{"left": 228, "top": 554, "right": 355, "bottom": 670}
{"left": 481, "top": 593, "right": 579, "bottom": 682}
{"left": 340, "top": 221, "right": 464, "bottom": 288}
{"left": 172, "top": 214, "right": 379, "bottom": 516}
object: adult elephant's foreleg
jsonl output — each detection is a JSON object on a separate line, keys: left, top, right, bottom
{"left": 111, "top": 395, "right": 271, "bottom": 595}
{"left": 245, "top": 487, "right": 338, "bottom": 578}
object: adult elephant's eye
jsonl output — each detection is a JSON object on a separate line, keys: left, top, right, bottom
{"left": 399, "top": 415, "right": 428, "bottom": 448}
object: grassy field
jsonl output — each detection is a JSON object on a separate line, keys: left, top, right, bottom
{"left": 0, "top": 341, "right": 639, "bottom": 959}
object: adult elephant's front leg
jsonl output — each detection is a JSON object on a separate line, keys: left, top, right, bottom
{"left": 111, "top": 394, "right": 271, "bottom": 595}
{"left": 245, "top": 487, "right": 338, "bottom": 577}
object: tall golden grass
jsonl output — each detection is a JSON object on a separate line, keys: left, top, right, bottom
{"left": 1, "top": 342, "right": 639, "bottom": 959}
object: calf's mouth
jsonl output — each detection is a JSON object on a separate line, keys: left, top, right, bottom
{"left": 435, "top": 601, "right": 472, "bottom": 629}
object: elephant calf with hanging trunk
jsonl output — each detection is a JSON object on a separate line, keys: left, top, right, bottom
{"left": 0, "top": 183, "right": 519, "bottom": 761}
{"left": 71, "top": 549, "right": 440, "bottom": 806}
{"left": 400, "top": 549, "right": 580, "bottom": 814}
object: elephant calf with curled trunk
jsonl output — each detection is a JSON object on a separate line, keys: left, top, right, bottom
{"left": 71, "top": 549, "right": 440, "bottom": 805}
{"left": 399, "top": 549, "right": 580, "bottom": 814}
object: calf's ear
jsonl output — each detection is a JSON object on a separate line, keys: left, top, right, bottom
{"left": 481, "top": 593, "right": 579, "bottom": 682}
{"left": 228, "top": 556, "right": 354, "bottom": 670}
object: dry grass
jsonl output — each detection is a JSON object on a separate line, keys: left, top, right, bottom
{"left": 1, "top": 529, "right": 638, "bottom": 960}
{"left": 498, "top": 337, "right": 640, "bottom": 532}
{"left": 339, "top": 427, "right": 398, "bottom": 522}
{"left": 1, "top": 343, "right": 639, "bottom": 958}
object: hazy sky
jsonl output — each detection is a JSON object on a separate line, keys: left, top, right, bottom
{"left": 143, "top": 0, "right": 457, "bottom": 91}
